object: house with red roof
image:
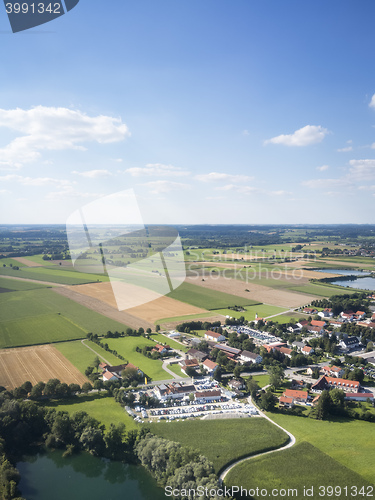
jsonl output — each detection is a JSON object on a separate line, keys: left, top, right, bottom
{"left": 279, "top": 389, "right": 309, "bottom": 407}
{"left": 321, "top": 365, "right": 344, "bottom": 378}
{"left": 312, "top": 376, "right": 360, "bottom": 393}
{"left": 202, "top": 358, "right": 219, "bottom": 375}
{"left": 301, "top": 345, "right": 314, "bottom": 356}
{"left": 205, "top": 330, "right": 226, "bottom": 342}
{"left": 152, "top": 344, "right": 170, "bottom": 355}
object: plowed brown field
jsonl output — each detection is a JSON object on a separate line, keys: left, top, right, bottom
{"left": 0, "top": 344, "right": 88, "bottom": 390}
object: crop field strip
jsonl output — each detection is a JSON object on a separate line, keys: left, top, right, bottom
{"left": 0, "top": 287, "right": 132, "bottom": 348}
{"left": 0, "top": 264, "right": 109, "bottom": 285}
{"left": 0, "top": 345, "right": 88, "bottom": 390}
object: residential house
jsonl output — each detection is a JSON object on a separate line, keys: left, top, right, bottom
{"left": 277, "top": 346, "right": 293, "bottom": 358}
{"left": 186, "top": 348, "right": 207, "bottom": 362}
{"left": 214, "top": 344, "right": 241, "bottom": 359}
{"left": 297, "top": 320, "right": 309, "bottom": 329}
{"left": 340, "top": 310, "right": 355, "bottom": 321}
{"left": 201, "top": 359, "right": 219, "bottom": 375}
{"left": 318, "top": 308, "right": 333, "bottom": 318}
{"left": 152, "top": 344, "right": 170, "bottom": 355}
{"left": 311, "top": 320, "right": 326, "bottom": 328}
{"left": 311, "top": 376, "right": 360, "bottom": 393}
{"left": 301, "top": 345, "right": 314, "bottom": 356}
{"left": 287, "top": 324, "right": 301, "bottom": 333}
{"left": 291, "top": 379, "right": 305, "bottom": 389}
{"left": 339, "top": 336, "right": 361, "bottom": 351}
{"left": 307, "top": 325, "right": 324, "bottom": 334}
{"left": 228, "top": 379, "right": 246, "bottom": 390}
{"left": 179, "top": 358, "right": 199, "bottom": 373}
{"left": 292, "top": 341, "right": 306, "bottom": 351}
{"left": 240, "top": 350, "right": 263, "bottom": 364}
{"left": 322, "top": 365, "right": 344, "bottom": 378}
{"left": 205, "top": 330, "right": 226, "bottom": 342}
{"left": 103, "top": 371, "right": 120, "bottom": 382}
{"left": 279, "top": 389, "right": 309, "bottom": 407}
{"left": 303, "top": 307, "right": 317, "bottom": 314}
{"left": 355, "top": 311, "right": 366, "bottom": 320}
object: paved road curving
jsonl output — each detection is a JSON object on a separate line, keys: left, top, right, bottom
{"left": 219, "top": 397, "right": 296, "bottom": 483}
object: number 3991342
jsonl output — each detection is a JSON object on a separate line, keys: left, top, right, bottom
{"left": 5, "top": 3, "right": 62, "bottom": 14}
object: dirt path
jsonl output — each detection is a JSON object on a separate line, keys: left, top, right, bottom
{"left": 80, "top": 340, "right": 112, "bottom": 365}
{"left": 219, "top": 398, "right": 296, "bottom": 482}
{"left": 52, "top": 286, "right": 155, "bottom": 330}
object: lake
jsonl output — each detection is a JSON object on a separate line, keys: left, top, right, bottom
{"left": 314, "top": 269, "right": 375, "bottom": 291}
{"left": 17, "top": 451, "right": 166, "bottom": 500}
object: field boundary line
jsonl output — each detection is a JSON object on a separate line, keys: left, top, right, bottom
{"left": 219, "top": 398, "right": 296, "bottom": 483}
{"left": 80, "top": 339, "right": 112, "bottom": 365}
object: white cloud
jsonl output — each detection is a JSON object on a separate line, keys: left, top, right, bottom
{"left": 348, "top": 159, "right": 375, "bottom": 180}
{"left": 337, "top": 146, "right": 353, "bottom": 152}
{"left": 195, "top": 172, "right": 254, "bottom": 183}
{"left": 269, "top": 190, "right": 291, "bottom": 196}
{"left": 302, "top": 178, "right": 351, "bottom": 189}
{"left": 264, "top": 125, "right": 329, "bottom": 147}
{"left": 242, "top": 129, "right": 250, "bottom": 136}
{"left": 0, "top": 174, "right": 72, "bottom": 187}
{"left": 126, "top": 163, "right": 189, "bottom": 177}
{"left": 45, "top": 186, "right": 103, "bottom": 200}
{"left": 371, "top": 143, "right": 375, "bottom": 149}
{"left": 140, "top": 180, "right": 191, "bottom": 194}
{"left": 369, "top": 93, "right": 375, "bottom": 109}
{"left": 72, "top": 169, "right": 113, "bottom": 178}
{"left": 0, "top": 106, "right": 130, "bottom": 169}
{"left": 316, "top": 165, "right": 329, "bottom": 171}
{"left": 215, "top": 184, "right": 258, "bottom": 194}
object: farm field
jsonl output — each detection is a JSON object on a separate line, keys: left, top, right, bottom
{"left": 43, "top": 393, "right": 138, "bottom": 432}
{"left": 215, "top": 304, "right": 288, "bottom": 322}
{"left": 225, "top": 442, "right": 373, "bottom": 499}
{"left": 166, "top": 281, "right": 260, "bottom": 309}
{"left": 156, "top": 312, "right": 223, "bottom": 327}
{"left": 55, "top": 340, "right": 125, "bottom": 375}
{"left": 148, "top": 418, "right": 288, "bottom": 473}
{"left": 289, "top": 282, "right": 358, "bottom": 297}
{"left": 0, "top": 345, "right": 88, "bottom": 390}
{"left": 267, "top": 413, "right": 375, "bottom": 483}
{"left": 185, "top": 275, "right": 317, "bottom": 308}
{"left": 0, "top": 265, "right": 108, "bottom": 285}
{"left": 104, "top": 337, "right": 169, "bottom": 380}
{"left": 0, "top": 288, "right": 131, "bottom": 348}
{"left": 0, "top": 276, "right": 47, "bottom": 291}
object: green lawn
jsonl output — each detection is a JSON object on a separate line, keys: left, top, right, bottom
{"left": 156, "top": 312, "right": 221, "bottom": 325}
{"left": 248, "top": 374, "right": 269, "bottom": 388}
{"left": 0, "top": 265, "right": 108, "bottom": 285}
{"left": 266, "top": 413, "right": 375, "bottom": 483}
{"left": 148, "top": 418, "right": 288, "bottom": 473}
{"left": 0, "top": 276, "right": 47, "bottom": 291}
{"left": 104, "top": 337, "right": 169, "bottom": 381}
{"left": 215, "top": 304, "right": 288, "bottom": 322}
{"left": 148, "top": 333, "right": 188, "bottom": 353}
{"left": 166, "top": 363, "right": 188, "bottom": 378}
{"left": 55, "top": 340, "right": 124, "bottom": 375}
{"left": 225, "top": 442, "right": 373, "bottom": 499}
{"left": 43, "top": 393, "right": 138, "bottom": 432}
{"left": 268, "top": 313, "right": 303, "bottom": 324}
{"left": 0, "top": 288, "right": 130, "bottom": 348}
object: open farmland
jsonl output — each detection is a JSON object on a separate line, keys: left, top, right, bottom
{"left": 0, "top": 276, "right": 47, "bottom": 291}
{"left": 225, "top": 442, "right": 374, "bottom": 499}
{"left": 215, "top": 304, "right": 289, "bottom": 322}
{"left": 185, "top": 275, "right": 317, "bottom": 307}
{"left": 0, "top": 345, "right": 88, "bottom": 390}
{"left": 149, "top": 418, "right": 288, "bottom": 474}
{"left": 0, "top": 288, "right": 132, "bottom": 348}
{"left": 166, "top": 281, "right": 260, "bottom": 309}
{"left": 0, "top": 265, "right": 108, "bottom": 285}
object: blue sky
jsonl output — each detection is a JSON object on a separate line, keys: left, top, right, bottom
{"left": 1, "top": 0, "right": 375, "bottom": 224}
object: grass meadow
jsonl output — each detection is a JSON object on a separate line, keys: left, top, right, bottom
{"left": 156, "top": 312, "right": 221, "bottom": 326}
{"left": 0, "top": 265, "right": 108, "bottom": 285}
{"left": 215, "top": 304, "right": 288, "bottom": 322}
{"left": 148, "top": 418, "right": 288, "bottom": 473}
{"left": 225, "top": 442, "right": 374, "bottom": 499}
{"left": 104, "top": 337, "right": 169, "bottom": 380}
{"left": 0, "top": 276, "right": 47, "bottom": 291}
{"left": 148, "top": 333, "right": 188, "bottom": 353}
{"left": 266, "top": 413, "right": 375, "bottom": 483}
{"left": 43, "top": 393, "right": 138, "bottom": 432}
{"left": 55, "top": 340, "right": 124, "bottom": 375}
{"left": 167, "top": 281, "right": 259, "bottom": 310}
{"left": 0, "top": 288, "right": 130, "bottom": 348}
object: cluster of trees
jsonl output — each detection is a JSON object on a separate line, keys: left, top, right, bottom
{"left": 175, "top": 320, "right": 221, "bottom": 334}
{"left": 135, "top": 431, "right": 220, "bottom": 499}
{"left": 3, "top": 379, "right": 92, "bottom": 401}
{"left": 310, "top": 293, "right": 370, "bottom": 316}
{"left": 135, "top": 345, "right": 161, "bottom": 360}
{"left": 308, "top": 333, "right": 338, "bottom": 356}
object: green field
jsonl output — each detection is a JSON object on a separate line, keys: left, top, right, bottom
{"left": 0, "top": 288, "right": 130, "bottom": 348}
{"left": 269, "top": 313, "right": 303, "bottom": 324}
{"left": 104, "top": 337, "right": 169, "bottom": 381}
{"left": 290, "top": 283, "right": 358, "bottom": 297}
{"left": 43, "top": 393, "right": 138, "bottom": 432}
{"left": 55, "top": 340, "right": 125, "bottom": 375}
{"left": 148, "top": 333, "right": 188, "bottom": 353}
{"left": 248, "top": 374, "right": 269, "bottom": 388}
{"left": 0, "top": 314, "right": 87, "bottom": 348}
{"left": 157, "top": 312, "right": 221, "bottom": 326}
{"left": 215, "top": 304, "right": 288, "bottom": 322}
{"left": 0, "top": 265, "right": 108, "bottom": 285}
{"left": 148, "top": 418, "right": 288, "bottom": 473}
{"left": 266, "top": 413, "right": 375, "bottom": 483}
{"left": 225, "top": 442, "right": 373, "bottom": 499}
{"left": 167, "top": 281, "right": 260, "bottom": 310}
{"left": 166, "top": 362, "right": 188, "bottom": 378}
{"left": 0, "top": 276, "right": 47, "bottom": 291}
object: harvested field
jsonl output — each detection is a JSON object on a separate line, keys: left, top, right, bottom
{"left": 13, "top": 257, "right": 43, "bottom": 267}
{"left": 0, "top": 344, "right": 88, "bottom": 390}
{"left": 185, "top": 275, "right": 316, "bottom": 308}
{"left": 281, "top": 269, "right": 341, "bottom": 280}
{"left": 160, "top": 314, "right": 226, "bottom": 330}
{"left": 54, "top": 287, "right": 155, "bottom": 330}
{"left": 126, "top": 296, "right": 208, "bottom": 323}
{"left": 68, "top": 282, "right": 210, "bottom": 324}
